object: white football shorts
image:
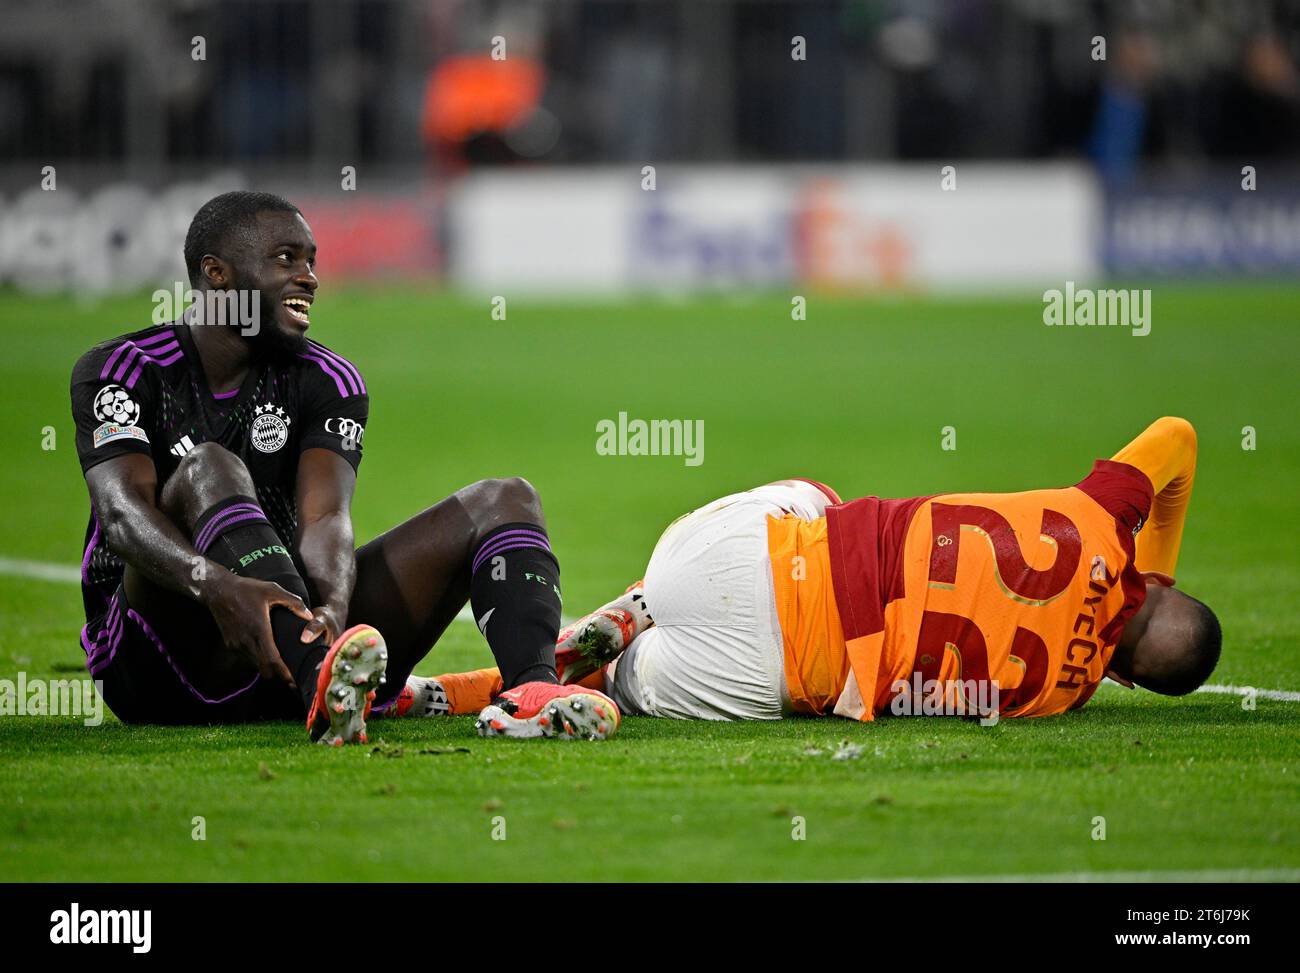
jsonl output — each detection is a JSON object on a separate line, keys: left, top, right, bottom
{"left": 604, "top": 481, "right": 830, "bottom": 721}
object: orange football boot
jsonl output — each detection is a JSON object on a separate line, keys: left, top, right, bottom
{"left": 476, "top": 681, "right": 620, "bottom": 740}
{"left": 306, "top": 624, "right": 388, "bottom": 745}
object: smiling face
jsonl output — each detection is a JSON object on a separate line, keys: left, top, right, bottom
{"left": 247, "top": 210, "right": 318, "bottom": 352}
{"left": 204, "top": 209, "right": 320, "bottom": 360}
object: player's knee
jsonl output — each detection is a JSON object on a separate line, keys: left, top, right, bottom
{"left": 1156, "top": 416, "right": 1197, "bottom": 454}
{"left": 162, "top": 443, "right": 253, "bottom": 511}
{"left": 464, "top": 476, "right": 543, "bottom": 522}
{"left": 489, "top": 475, "right": 541, "bottom": 511}
{"left": 175, "top": 442, "right": 249, "bottom": 481}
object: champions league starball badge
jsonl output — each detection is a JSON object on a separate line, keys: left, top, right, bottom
{"left": 93, "top": 384, "right": 141, "bottom": 426}
{"left": 90, "top": 383, "right": 150, "bottom": 448}
{"left": 250, "top": 403, "right": 291, "bottom": 454}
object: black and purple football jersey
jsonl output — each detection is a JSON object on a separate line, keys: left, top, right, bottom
{"left": 70, "top": 321, "right": 369, "bottom": 626}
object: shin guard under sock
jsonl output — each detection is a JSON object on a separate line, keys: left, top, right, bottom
{"left": 193, "top": 495, "right": 328, "bottom": 708}
{"left": 469, "top": 522, "right": 562, "bottom": 689}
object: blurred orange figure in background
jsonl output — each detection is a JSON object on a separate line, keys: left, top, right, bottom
{"left": 422, "top": 54, "right": 545, "bottom": 170}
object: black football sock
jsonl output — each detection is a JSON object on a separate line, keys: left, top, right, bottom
{"left": 193, "top": 495, "right": 328, "bottom": 711}
{"left": 469, "top": 522, "right": 562, "bottom": 689}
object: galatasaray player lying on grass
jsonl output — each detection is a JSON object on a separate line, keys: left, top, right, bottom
{"left": 74, "top": 190, "right": 619, "bottom": 746}
{"left": 393, "top": 417, "right": 1218, "bottom": 729}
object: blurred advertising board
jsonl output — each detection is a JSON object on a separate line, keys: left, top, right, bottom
{"left": 449, "top": 164, "right": 1101, "bottom": 294}
{"left": 0, "top": 177, "right": 441, "bottom": 296}
{"left": 1104, "top": 179, "right": 1300, "bottom": 277}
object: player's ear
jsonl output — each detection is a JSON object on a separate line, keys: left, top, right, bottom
{"left": 1105, "top": 669, "right": 1135, "bottom": 689}
{"left": 1141, "top": 571, "right": 1176, "bottom": 587}
{"left": 200, "top": 254, "right": 231, "bottom": 289}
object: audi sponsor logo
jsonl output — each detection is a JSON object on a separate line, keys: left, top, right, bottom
{"left": 326, "top": 417, "right": 365, "bottom": 448}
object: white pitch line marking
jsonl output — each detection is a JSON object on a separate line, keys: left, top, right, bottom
{"left": 0, "top": 557, "right": 81, "bottom": 584}
{"left": 1191, "top": 683, "right": 1300, "bottom": 703}
{"left": 1097, "top": 677, "right": 1300, "bottom": 704}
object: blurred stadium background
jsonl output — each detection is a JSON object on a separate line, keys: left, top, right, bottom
{"left": 2, "top": 0, "right": 1299, "bottom": 297}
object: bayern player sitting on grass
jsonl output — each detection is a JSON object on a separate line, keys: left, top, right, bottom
{"left": 73, "top": 191, "right": 619, "bottom": 745}
{"left": 398, "top": 417, "right": 1218, "bottom": 726}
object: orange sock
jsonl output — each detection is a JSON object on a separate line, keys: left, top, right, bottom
{"left": 432, "top": 665, "right": 606, "bottom": 712}
{"left": 435, "top": 667, "right": 504, "bottom": 715}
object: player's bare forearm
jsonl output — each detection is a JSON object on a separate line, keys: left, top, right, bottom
{"left": 294, "top": 448, "right": 360, "bottom": 643}
{"left": 84, "top": 452, "right": 232, "bottom": 603}
{"left": 296, "top": 510, "right": 356, "bottom": 640}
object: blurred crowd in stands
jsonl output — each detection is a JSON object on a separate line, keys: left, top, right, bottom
{"left": 1, "top": 0, "right": 1297, "bottom": 179}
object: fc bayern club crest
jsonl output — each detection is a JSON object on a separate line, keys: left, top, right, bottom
{"left": 250, "top": 403, "right": 291, "bottom": 454}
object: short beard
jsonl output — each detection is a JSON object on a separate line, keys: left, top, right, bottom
{"left": 246, "top": 295, "right": 309, "bottom": 364}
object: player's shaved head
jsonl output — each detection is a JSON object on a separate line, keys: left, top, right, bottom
{"left": 1114, "top": 585, "right": 1221, "bottom": 696}
{"left": 184, "top": 190, "right": 301, "bottom": 287}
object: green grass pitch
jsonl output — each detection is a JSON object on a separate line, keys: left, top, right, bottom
{"left": 1, "top": 284, "right": 1297, "bottom": 882}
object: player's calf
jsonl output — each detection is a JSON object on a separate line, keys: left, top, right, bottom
{"left": 161, "top": 442, "right": 331, "bottom": 711}
{"left": 375, "top": 582, "right": 652, "bottom": 724}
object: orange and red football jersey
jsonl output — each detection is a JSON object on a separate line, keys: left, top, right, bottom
{"left": 769, "top": 417, "right": 1196, "bottom": 719}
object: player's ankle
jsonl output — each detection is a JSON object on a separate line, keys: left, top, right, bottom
{"left": 508, "top": 663, "right": 559, "bottom": 687}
